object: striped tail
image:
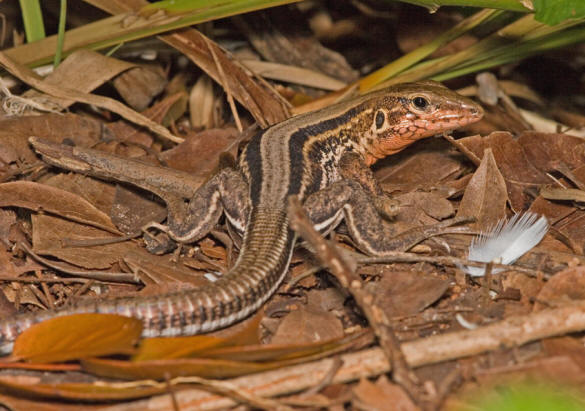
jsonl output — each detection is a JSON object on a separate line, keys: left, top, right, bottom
{"left": 0, "top": 207, "right": 294, "bottom": 354}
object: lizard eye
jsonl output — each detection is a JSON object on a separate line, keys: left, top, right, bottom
{"left": 412, "top": 96, "right": 429, "bottom": 110}
{"left": 375, "top": 110, "right": 386, "bottom": 129}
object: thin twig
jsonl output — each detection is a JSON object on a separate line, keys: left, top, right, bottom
{"left": 34, "top": 269, "right": 54, "bottom": 308}
{"left": 442, "top": 133, "right": 481, "bottom": 166}
{"left": 61, "top": 233, "right": 138, "bottom": 248}
{"left": 301, "top": 356, "right": 343, "bottom": 396}
{"left": 287, "top": 196, "right": 427, "bottom": 406}
{"left": 353, "top": 253, "right": 549, "bottom": 279}
{"left": 204, "top": 36, "right": 243, "bottom": 133}
{"left": 0, "top": 276, "right": 88, "bottom": 284}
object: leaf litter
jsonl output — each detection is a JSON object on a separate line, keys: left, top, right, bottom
{"left": 1, "top": 2, "right": 585, "bottom": 410}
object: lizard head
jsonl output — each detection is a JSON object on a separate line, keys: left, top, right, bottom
{"left": 360, "top": 80, "right": 484, "bottom": 165}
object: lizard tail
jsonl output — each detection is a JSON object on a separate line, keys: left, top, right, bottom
{"left": 0, "top": 207, "right": 294, "bottom": 355}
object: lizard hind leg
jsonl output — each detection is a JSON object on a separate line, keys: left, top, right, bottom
{"left": 143, "top": 167, "right": 250, "bottom": 250}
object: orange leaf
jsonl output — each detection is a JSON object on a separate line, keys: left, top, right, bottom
{"left": 13, "top": 313, "right": 142, "bottom": 363}
{"left": 83, "top": 356, "right": 278, "bottom": 380}
{"left": 133, "top": 309, "right": 262, "bottom": 361}
{"left": 82, "top": 331, "right": 374, "bottom": 380}
{"left": 0, "top": 375, "right": 163, "bottom": 401}
{"left": 134, "top": 335, "right": 226, "bottom": 362}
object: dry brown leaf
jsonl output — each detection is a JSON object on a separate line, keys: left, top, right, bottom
{"left": 12, "top": 314, "right": 142, "bottom": 363}
{"left": 271, "top": 303, "right": 344, "bottom": 345}
{"left": 60, "top": 0, "right": 289, "bottom": 127}
{"left": 122, "top": 250, "right": 209, "bottom": 287}
{"left": 82, "top": 356, "right": 286, "bottom": 380}
{"left": 234, "top": 12, "right": 357, "bottom": 83}
{"left": 501, "top": 272, "right": 544, "bottom": 305}
{"left": 394, "top": 191, "right": 455, "bottom": 227}
{"left": 189, "top": 75, "right": 222, "bottom": 130}
{"left": 0, "top": 113, "right": 106, "bottom": 169}
{"left": 519, "top": 132, "right": 585, "bottom": 171}
{"left": 459, "top": 132, "right": 552, "bottom": 210}
{"left": 83, "top": 331, "right": 368, "bottom": 380}
{"left": 112, "top": 65, "right": 167, "bottom": 111}
{"left": 369, "top": 271, "right": 451, "bottom": 318}
{"left": 161, "top": 128, "right": 239, "bottom": 177}
{"left": 43, "top": 173, "right": 117, "bottom": 216}
{"left": 24, "top": 49, "right": 136, "bottom": 109}
{"left": 0, "top": 248, "right": 43, "bottom": 278}
{"left": 108, "top": 92, "right": 187, "bottom": 148}
{"left": 457, "top": 148, "right": 507, "bottom": 229}
{"left": 542, "top": 337, "right": 585, "bottom": 373}
{"left": 352, "top": 376, "right": 420, "bottom": 411}
{"left": 162, "top": 29, "right": 289, "bottom": 127}
{"left": 0, "top": 51, "right": 181, "bottom": 144}
{"left": 1, "top": 283, "right": 45, "bottom": 310}
{"left": 0, "top": 209, "right": 17, "bottom": 243}
{"left": 31, "top": 214, "right": 132, "bottom": 270}
{"left": 241, "top": 59, "right": 347, "bottom": 90}
{"left": 0, "top": 181, "right": 117, "bottom": 231}
{"left": 529, "top": 196, "right": 585, "bottom": 252}
{"left": 540, "top": 187, "right": 585, "bottom": 203}
{"left": 534, "top": 266, "right": 585, "bottom": 310}
{"left": 376, "top": 139, "right": 465, "bottom": 190}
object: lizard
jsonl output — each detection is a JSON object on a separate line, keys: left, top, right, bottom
{"left": 0, "top": 81, "right": 483, "bottom": 355}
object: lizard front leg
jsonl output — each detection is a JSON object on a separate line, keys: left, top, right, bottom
{"left": 303, "top": 179, "right": 468, "bottom": 254}
{"left": 144, "top": 167, "right": 250, "bottom": 247}
{"left": 338, "top": 152, "right": 399, "bottom": 220}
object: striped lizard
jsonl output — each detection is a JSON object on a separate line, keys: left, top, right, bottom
{"left": 0, "top": 81, "right": 483, "bottom": 354}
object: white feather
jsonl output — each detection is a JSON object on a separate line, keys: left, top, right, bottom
{"left": 462, "top": 212, "right": 548, "bottom": 277}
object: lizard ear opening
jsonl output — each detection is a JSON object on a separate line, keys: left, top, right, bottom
{"left": 374, "top": 110, "right": 386, "bottom": 130}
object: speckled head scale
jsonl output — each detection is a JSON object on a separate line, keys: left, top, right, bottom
{"left": 359, "top": 81, "right": 483, "bottom": 164}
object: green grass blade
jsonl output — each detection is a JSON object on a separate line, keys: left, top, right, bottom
{"left": 53, "top": 0, "right": 67, "bottom": 67}
{"left": 18, "top": 0, "right": 46, "bottom": 42}
{"left": 6, "top": 0, "right": 302, "bottom": 67}
{"left": 359, "top": 8, "right": 503, "bottom": 91}
{"left": 433, "top": 23, "right": 585, "bottom": 81}
{"left": 381, "top": 0, "right": 531, "bottom": 12}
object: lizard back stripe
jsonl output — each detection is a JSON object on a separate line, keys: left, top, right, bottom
{"left": 287, "top": 106, "right": 361, "bottom": 197}
{"left": 244, "top": 132, "right": 264, "bottom": 205}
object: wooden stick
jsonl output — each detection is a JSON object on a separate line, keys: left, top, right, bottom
{"left": 103, "top": 301, "right": 585, "bottom": 410}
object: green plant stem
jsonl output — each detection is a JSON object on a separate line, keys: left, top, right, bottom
{"left": 53, "top": 0, "right": 67, "bottom": 67}
{"left": 18, "top": 0, "right": 46, "bottom": 43}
